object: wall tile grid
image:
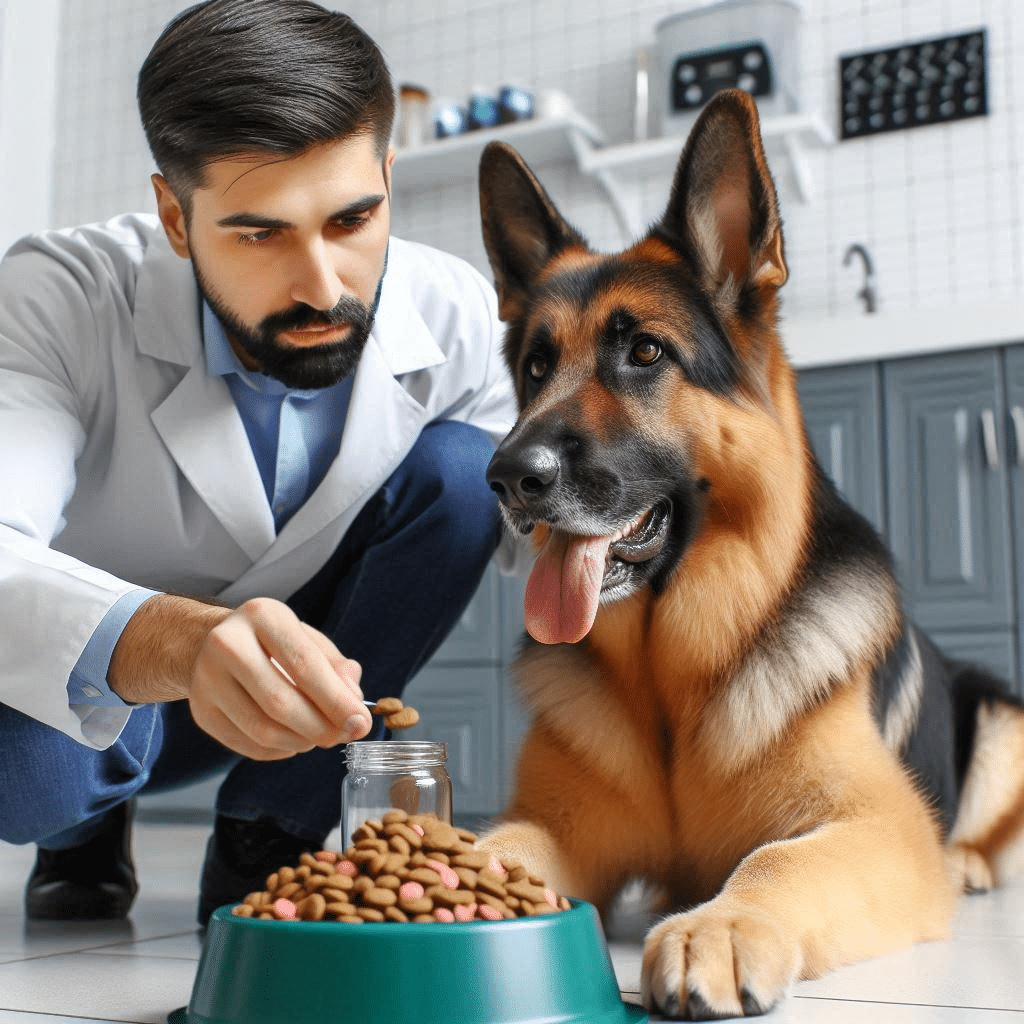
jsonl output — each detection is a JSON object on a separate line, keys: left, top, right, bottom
{"left": 52, "top": 0, "right": 1023, "bottom": 323}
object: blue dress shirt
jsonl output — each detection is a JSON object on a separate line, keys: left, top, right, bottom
{"left": 66, "top": 302, "right": 354, "bottom": 711}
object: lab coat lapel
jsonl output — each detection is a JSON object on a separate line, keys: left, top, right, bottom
{"left": 134, "top": 229, "right": 276, "bottom": 563}
{"left": 261, "top": 256, "right": 447, "bottom": 566}
{"left": 150, "top": 366, "right": 277, "bottom": 562}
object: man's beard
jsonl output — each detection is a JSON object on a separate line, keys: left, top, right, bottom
{"left": 194, "top": 261, "right": 375, "bottom": 390}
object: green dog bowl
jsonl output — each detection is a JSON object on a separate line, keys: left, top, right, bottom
{"left": 169, "top": 900, "right": 646, "bottom": 1024}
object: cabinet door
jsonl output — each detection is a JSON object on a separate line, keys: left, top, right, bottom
{"left": 798, "top": 363, "right": 885, "bottom": 533}
{"left": 1000, "top": 344, "right": 1024, "bottom": 696}
{"left": 427, "top": 563, "right": 501, "bottom": 663}
{"left": 401, "top": 664, "right": 501, "bottom": 816}
{"left": 883, "top": 350, "right": 1014, "bottom": 632}
{"left": 930, "top": 629, "right": 1018, "bottom": 691}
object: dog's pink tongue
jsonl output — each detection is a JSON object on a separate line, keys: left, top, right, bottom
{"left": 524, "top": 530, "right": 611, "bottom": 644}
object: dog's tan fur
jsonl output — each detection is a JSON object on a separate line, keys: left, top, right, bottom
{"left": 476, "top": 90, "right": 1024, "bottom": 1019}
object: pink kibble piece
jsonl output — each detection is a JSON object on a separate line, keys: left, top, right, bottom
{"left": 454, "top": 903, "right": 477, "bottom": 922}
{"left": 273, "top": 898, "right": 297, "bottom": 920}
{"left": 336, "top": 860, "right": 358, "bottom": 877}
{"left": 399, "top": 881, "right": 425, "bottom": 900}
{"left": 314, "top": 850, "right": 337, "bottom": 863}
{"left": 478, "top": 904, "right": 502, "bottom": 920}
{"left": 433, "top": 907, "right": 455, "bottom": 923}
{"left": 426, "top": 859, "right": 460, "bottom": 890}
{"left": 487, "top": 856, "right": 506, "bottom": 877}
{"left": 544, "top": 888, "right": 559, "bottom": 910}
{"left": 411, "top": 824, "right": 425, "bottom": 837}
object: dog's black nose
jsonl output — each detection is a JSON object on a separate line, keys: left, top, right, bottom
{"left": 486, "top": 443, "right": 560, "bottom": 510}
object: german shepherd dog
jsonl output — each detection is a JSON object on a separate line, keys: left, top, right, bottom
{"left": 476, "top": 89, "right": 1024, "bottom": 1019}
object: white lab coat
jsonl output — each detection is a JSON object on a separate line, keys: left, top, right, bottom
{"left": 0, "top": 215, "right": 522, "bottom": 749}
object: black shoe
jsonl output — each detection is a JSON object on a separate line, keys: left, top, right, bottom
{"left": 197, "top": 816, "right": 322, "bottom": 927}
{"left": 25, "top": 800, "right": 138, "bottom": 921}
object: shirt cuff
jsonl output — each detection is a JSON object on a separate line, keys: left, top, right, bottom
{"left": 66, "top": 588, "right": 162, "bottom": 708}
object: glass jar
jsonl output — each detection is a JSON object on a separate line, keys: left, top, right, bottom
{"left": 341, "top": 741, "right": 452, "bottom": 847}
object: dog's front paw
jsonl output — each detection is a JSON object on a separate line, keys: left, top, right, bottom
{"left": 640, "top": 902, "right": 802, "bottom": 1019}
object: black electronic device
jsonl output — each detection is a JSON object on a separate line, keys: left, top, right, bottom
{"left": 670, "top": 41, "right": 773, "bottom": 112}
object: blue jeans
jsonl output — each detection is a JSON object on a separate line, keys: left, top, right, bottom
{"left": 0, "top": 421, "right": 501, "bottom": 849}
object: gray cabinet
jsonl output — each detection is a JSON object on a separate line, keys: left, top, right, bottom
{"left": 883, "top": 349, "right": 1014, "bottom": 635}
{"left": 799, "top": 346, "right": 1023, "bottom": 694}
{"left": 798, "top": 362, "right": 885, "bottom": 532}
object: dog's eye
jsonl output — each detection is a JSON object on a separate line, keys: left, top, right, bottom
{"left": 631, "top": 338, "right": 662, "bottom": 366}
{"left": 526, "top": 355, "right": 549, "bottom": 381}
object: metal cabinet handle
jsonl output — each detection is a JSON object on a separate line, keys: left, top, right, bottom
{"left": 1011, "top": 406, "right": 1024, "bottom": 466}
{"left": 980, "top": 408, "right": 999, "bottom": 469}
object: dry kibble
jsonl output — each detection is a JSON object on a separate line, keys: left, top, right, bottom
{"left": 369, "top": 697, "right": 421, "bottom": 731}
{"left": 229, "top": 811, "right": 571, "bottom": 924}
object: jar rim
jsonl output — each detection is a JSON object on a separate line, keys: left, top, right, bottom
{"left": 344, "top": 739, "right": 448, "bottom": 768}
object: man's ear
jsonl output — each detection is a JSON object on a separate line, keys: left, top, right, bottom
{"left": 478, "top": 141, "right": 587, "bottom": 322}
{"left": 151, "top": 174, "right": 191, "bottom": 258}
{"left": 383, "top": 146, "right": 396, "bottom": 196}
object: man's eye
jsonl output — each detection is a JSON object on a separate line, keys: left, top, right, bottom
{"left": 526, "top": 355, "right": 548, "bottom": 381}
{"left": 237, "top": 229, "right": 276, "bottom": 246}
{"left": 338, "top": 215, "right": 371, "bottom": 231}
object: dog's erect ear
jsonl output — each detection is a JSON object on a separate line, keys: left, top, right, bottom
{"left": 660, "top": 89, "right": 787, "bottom": 298}
{"left": 479, "top": 141, "right": 587, "bottom": 321}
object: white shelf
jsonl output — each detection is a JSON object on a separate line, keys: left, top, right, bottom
{"left": 392, "top": 112, "right": 606, "bottom": 192}
{"left": 391, "top": 106, "right": 834, "bottom": 242}
{"left": 577, "top": 112, "right": 833, "bottom": 177}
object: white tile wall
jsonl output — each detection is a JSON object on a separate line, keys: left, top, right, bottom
{"left": 48, "top": 0, "right": 1023, "bottom": 322}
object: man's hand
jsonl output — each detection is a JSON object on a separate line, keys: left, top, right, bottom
{"left": 108, "top": 594, "right": 373, "bottom": 760}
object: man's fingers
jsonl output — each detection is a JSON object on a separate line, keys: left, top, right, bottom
{"left": 191, "top": 702, "right": 304, "bottom": 762}
{"left": 242, "top": 601, "right": 370, "bottom": 737}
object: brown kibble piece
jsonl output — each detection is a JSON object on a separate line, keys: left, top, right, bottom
{"left": 385, "top": 906, "right": 410, "bottom": 923}
{"left": 384, "top": 822, "right": 423, "bottom": 848}
{"left": 477, "top": 891, "right": 516, "bottom": 919}
{"left": 326, "top": 901, "right": 358, "bottom": 917}
{"left": 232, "top": 903, "right": 255, "bottom": 917}
{"left": 373, "top": 697, "right": 404, "bottom": 715}
{"left": 296, "top": 893, "right": 327, "bottom": 921}
{"left": 363, "top": 887, "right": 398, "bottom": 909}
{"left": 427, "top": 884, "right": 476, "bottom": 907}
{"left": 385, "top": 706, "right": 419, "bottom": 729}
{"left": 475, "top": 869, "right": 508, "bottom": 898}
{"left": 406, "top": 867, "right": 442, "bottom": 887}
{"left": 454, "top": 866, "right": 478, "bottom": 889}
{"left": 398, "top": 894, "right": 434, "bottom": 914}
{"left": 356, "top": 907, "right": 386, "bottom": 922}
{"left": 382, "top": 809, "right": 408, "bottom": 825}
{"left": 451, "top": 851, "right": 490, "bottom": 870}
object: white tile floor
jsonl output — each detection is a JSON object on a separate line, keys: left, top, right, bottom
{"left": 1, "top": 822, "right": 1022, "bottom": 1023}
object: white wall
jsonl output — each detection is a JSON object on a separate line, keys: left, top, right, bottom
{"left": 0, "top": 0, "right": 60, "bottom": 255}
{"left": 45, "top": 0, "right": 1024, "bottom": 324}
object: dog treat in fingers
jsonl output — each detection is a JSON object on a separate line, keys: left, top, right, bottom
{"left": 371, "top": 696, "right": 420, "bottom": 730}
{"left": 231, "top": 811, "right": 571, "bottom": 923}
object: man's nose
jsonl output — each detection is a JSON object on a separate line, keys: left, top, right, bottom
{"left": 290, "top": 238, "right": 345, "bottom": 312}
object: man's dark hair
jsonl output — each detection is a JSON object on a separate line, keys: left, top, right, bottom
{"left": 137, "top": 0, "right": 394, "bottom": 212}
